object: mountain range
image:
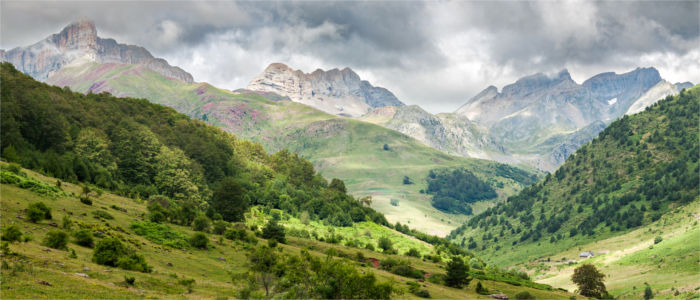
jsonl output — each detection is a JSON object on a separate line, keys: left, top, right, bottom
{"left": 1, "top": 20, "right": 693, "bottom": 228}
{"left": 4, "top": 20, "right": 544, "bottom": 235}
{"left": 244, "top": 63, "right": 692, "bottom": 171}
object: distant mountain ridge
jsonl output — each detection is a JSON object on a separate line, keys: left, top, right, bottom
{"left": 1, "top": 20, "right": 193, "bottom": 83}
{"left": 246, "top": 63, "right": 404, "bottom": 117}
{"left": 450, "top": 67, "right": 692, "bottom": 170}
{"left": 360, "top": 105, "right": 506, "bottom": 160}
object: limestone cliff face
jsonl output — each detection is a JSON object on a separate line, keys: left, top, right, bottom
{"left": 625, "top": 80, "right": 694, "bottom": 115}
{"left": 1, "top": 20, "right": 193, "bottom": 83}
{"left": 246, "top": 63, "right": 403, "bottom": 117}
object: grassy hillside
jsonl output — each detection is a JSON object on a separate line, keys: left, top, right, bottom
{"left": 447, "top": 87, "right": 699, "bottom": 296}
{"left": 0, "top": 155, "right": 579, "bottom": 299}
{"left": 45, "top": 61, "right": 538, "bottom": 235}
{"left": 1, "top": 62, "right": 387, "bottom": 231}
{"left": 532, "top": 201, "right": 700, "bottom": 299}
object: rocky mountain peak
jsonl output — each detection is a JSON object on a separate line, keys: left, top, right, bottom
{"left": 247, "top": 63, "right": 403, "bottom": 117}
{"left": 501, "top": 69, "right": 575, "bottom": 97}
{"left": 582, "top": 67, "right": 660, "bottom": 90}
{"left": 53, "top": 19, "right": 97, "bottom": 51}
{"left": 1, "top": 19, "right": 193, "bottom": 83}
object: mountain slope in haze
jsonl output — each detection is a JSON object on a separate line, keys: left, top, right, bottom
{"left": 454, "top": 68, "right": 691, "bottom": 171}
{"left": 448, "top": 86, "right": 699, "bottom": 266}
{"left": 0, "top": 19, "right": 192, "bottom": 83}
{"left": 360, "top": 105, "right": 508, "bottom": 161}
{"left": 246, "top": 63, "right": 404, "bottom": 117}
{"left": 42, "top": 57, "right": 536, "bottom": 236}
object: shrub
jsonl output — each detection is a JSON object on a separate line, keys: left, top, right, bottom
{"left": 378, "top": 236, "right": 393, "bottom": 253}
{"left": 92, "top": 210, "right": 114, "bottom": 220}
{"left": 130, "top": 222, "right": 189, "bottom": 249}
{"left": 476, "top": 281, "right": 489, "bottom": 295}
{"left": 42, "top": 230, "right": 68, "bottom": 250}
{"left": 80, "top": 197, "right": 93, "bottom": 205}
{"left": 469, "top": 257, "right": 484, "bottom": 269}
{"left": 125, "top": 276, "right": 136, "bottom": 285}
{"left": 415, "top": 289, "right": 431, "bottom": 298}
{"left": 61, "top": 215, "right": 73, "bottom": 230}
{"left": 189, "top": 232, "right": 209, "bottom": 249}
{"left": 5, "top": 163, "right": 22, "bottom": 174}
{"left": 300, "top": 211, "right": 311, "bottom": 225}
{"left": 93, "top": 237, "right": 127, "bottom": 266}
{"left": 192, "top": 215, "right": 211, "bottom": 232}
{"left": 116, "top": 253, "right": 152, "bottom": 273}
{"left": 179, "top": 278, "right": 195, "bottom": 293}
{"left": 261, "top": 219, "right": 286, "bottom": 243}
{"left": 406, "top": 248, "right": 421, "bottom": 257}
{"left": 27, "top": 202, "right": 52, "bottom": 223}
{"left": 390, "top": 199, "right": 399, "bottom": 206}
{"left": 267, "top": 239, "right": 278, "bottom": 248}
{"left": 654, "top": 236, "right": 663, "bottom": 244}
{"left": 365, "top": 243, "right": 375, "bottom": 251}
{"left": 73, "top": 230, "right": 94, "bottom": 248}
{"left": 213, "top": 220, "right": 228, "bottom": 235}
{"left": 93, "top": 237, "right": 151, "bottom": 272}
{"left": 1, "top": 225, "right": 22, "bottom": 242}
{"left": 515, "top": 291, "right": 535, "bottom": 299}
{"left": 149, "top": 210, "right": 166, "bottom": 223}
{"left": 224, "top": 228, "right": 246, "bottom": 240}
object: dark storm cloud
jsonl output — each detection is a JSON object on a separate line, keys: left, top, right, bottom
{"left": 1, "top": 1, "right": 698, "bottom": 113}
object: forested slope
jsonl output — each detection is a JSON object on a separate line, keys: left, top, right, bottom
{"left": 449, "top": 86, "right": 699, "bottom": 265}
{"left": 0, "top": 62, "right": 385, "bottom": 227}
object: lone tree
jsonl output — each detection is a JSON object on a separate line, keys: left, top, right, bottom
{"left": 644, "top": 284, "right": 653, "bottom": 300}
{"left": 572, "top": 264, "right": 609, "bottom": 299}
{"left": 445, "top": 256, "right": 471, "bottom": 288}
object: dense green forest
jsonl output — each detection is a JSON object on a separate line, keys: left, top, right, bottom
{"left": 425, "top": 168, "right": 497, "bottom": 214}
{"left": 0, "top": 62, "right": 386, "bottom": 228}
{"left": 448, "top": 86, "right": 699, "bottom": 255}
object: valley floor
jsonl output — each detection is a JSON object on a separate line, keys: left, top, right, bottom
{"left": 526, "top": 201, "right": 700, "bottom": 299}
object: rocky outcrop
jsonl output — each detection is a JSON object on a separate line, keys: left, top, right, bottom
{"left": 625, "top": 80, "right": 694, "bottom": 115}
{"left": 1, "top": 20, "right": 193, "bottom": 83}
{"left": 246, "top": 63, "right": 403, "bottom": 117}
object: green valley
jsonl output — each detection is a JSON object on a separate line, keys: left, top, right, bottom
{"left": 45, "top": 60, "right": 537, "bottom": 236}
{"left": 0, "top": 62, "right": 575, "bottom": 299}
{"left": 448, "top": 86, "right": 700, "bottom": 297}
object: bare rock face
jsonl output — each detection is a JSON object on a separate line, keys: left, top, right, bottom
{"left": 247, "top": 63, "right": 403, "bottom": 117}
{"left": 625, "top": 80, "right": 693, "bottom": 115}
{"left": 361, "top": 105, "right": 505, "bottom": 160}
{"left": 1, "top": 20, "right": 193, "bottom": 83}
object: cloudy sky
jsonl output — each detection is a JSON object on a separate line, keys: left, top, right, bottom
{"left": 2, "top": 1, "right": 699, "bottom": 113}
